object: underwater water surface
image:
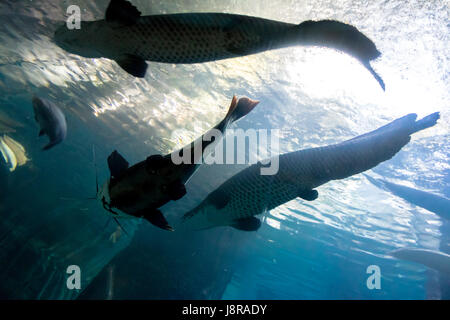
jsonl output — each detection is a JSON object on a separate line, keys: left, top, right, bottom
{"left": 0, "top": 0, "right": 449, "bottom": 299}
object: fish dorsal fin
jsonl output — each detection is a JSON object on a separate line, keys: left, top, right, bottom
{"left": 105, "top": 0, "right": 142, "bottom": 26}
{"left": 107, "top": 150, "right": 129, "bottom": 179}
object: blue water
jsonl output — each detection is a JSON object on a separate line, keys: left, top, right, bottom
{"left": 0, "top": 0, "right": 449, "bottom": 299}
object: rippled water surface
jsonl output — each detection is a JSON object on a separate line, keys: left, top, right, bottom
{"left": 0, "top": 0, "right": 448, "bottom": 299}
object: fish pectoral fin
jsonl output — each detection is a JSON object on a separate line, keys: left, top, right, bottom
{"left": 105, "top": 0, "right": 142, "bottom": 26}
{"left": 107, "top": 150, "right": 129, "bottom": 179}
{"left": 140, "top": 208, "right": 174, "bottom": 232}
{"left": 38, "top": 129, "right": 46, "bottom": 137}
{"left": 232, "top": 217, "right": 261, "bottom": 232}
{"left": 298, "top": 189, "right": 319, "bottom": 201}
{"left": 168, "top": 181, "right": 187, "bottom": 201}
{"left": 116, "top": 55, "right": 148, "bottom": 78}
{"left": 209, "top": 189, "right": 230, "bottom": 210}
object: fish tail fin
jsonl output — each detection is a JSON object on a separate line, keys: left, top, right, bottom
{"left": 411, "top": 112, "right": 440, "bottom": 134}
{"left": 297, "top": 20, "right": 385, "bottom": 90}
{"left": 224, "top": 96, "right": 260, "bottom": 125}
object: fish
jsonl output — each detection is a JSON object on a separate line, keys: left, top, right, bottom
{"left": 182, "top": 112, "right": 440, "bottom": 231}
{"left": 0, "top": 136, "right": 16, "bottom": 172}
{"left": 32, "top": 96, "right": 67, "bottom": 150}
{"left": 391, "top": 248, "right": 450, "bottom": 276}
{"left": 54, "top": 0, "right": 385, "bottom": 90}
{"left": 2, "top": 135, "right": 29, "bottom": 168}
{"left": 366, "top": 176, "right": 450, "bottom": 221}
{"left": 98, "top": 96, "right": 260, "bottom": 231}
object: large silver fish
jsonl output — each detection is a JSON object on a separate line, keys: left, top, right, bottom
{"left": 98, "top": 96, "right": 259, "bottom": 231}
{"left": 54, "top": 0, "right": 384, "bottom": 89}
{"left": 182, "top": 112, "right": 440, "bottom": 231}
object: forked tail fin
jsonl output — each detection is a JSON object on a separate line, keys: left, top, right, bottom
{"left": 411, "top": 112, "right": 440, "bottom": 134}
{"left": 297, "top": 20, "right": 385, "bottom": 90}
{"left": 224, "top": 96, "right": 260, "bottom": 125}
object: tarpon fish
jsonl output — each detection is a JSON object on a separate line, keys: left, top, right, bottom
{"left": 366, "top": 176, "right": 450, "bottom": 221}
{"left": 54, "top": 0, "right": 385, "bottom": 90}
{"left": 32, "top": 96, "right": 67, "bottom": 150}
{"left": 391, "top": 248, "right": 450, "bottom": 276}
{"left": 98, "top": 96, "right": 259, "bottom": 231}
{"left": 182, "top": 112, "right": 440, "bottom": 231}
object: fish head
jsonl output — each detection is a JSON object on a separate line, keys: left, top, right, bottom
{"left": 54, "top": 22, "right": 102, "bottom": 58}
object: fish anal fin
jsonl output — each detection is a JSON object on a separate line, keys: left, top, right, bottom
{"left": 106, "top": 0, "right": 142, "bottom": 26}
{"left": 107, "top": 150, "right": 129, "bottom": 179}
{"left": 140, "top": 208, "right": 174, "bottom": 232}
{"left": 232, "top": 217, "right": 261, "bottom": 232}
{"left": 209, "top": 189, "right": 230, "bottom": 210}
{"left": 116, "top": 54, "right": 148, "bottom": 78}
{"left": 298, "top": 189, "right": 319, "bottom": 201}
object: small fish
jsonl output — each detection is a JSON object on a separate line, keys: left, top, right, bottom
{"left": 182, "top": 112, "right": 440, "bottom": 231}
{"left": 2, "top": 135, "right": 29, "bottom": 168}
{"left": 98, "top": 96, "right": 260, "bottom": 231}
{"left": 391, "top": 248, "right": 450, "bottom": 276}
{"left": 0, "top": 136, "right": 17, "bottom": 172}
{"left": 54, "top": 0, "right": 385, "bottom": 90}
{"left": 32, "top": 96, "right": 67, "bottom": 150}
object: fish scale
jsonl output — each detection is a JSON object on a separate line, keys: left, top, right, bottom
{"left": 183, "top": 112, "right": 440, "bottom": 230}
{"left": 55, "top": 1, "right": 385, "bottom": 87}
{"left": 121, "top": 14, "right": 286, "bottom": 64}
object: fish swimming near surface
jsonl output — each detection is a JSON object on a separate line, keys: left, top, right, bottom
{"left": 366, "top": 176, "right": 450, "bottom": 221}
{"left": 97, "top": 96, "right": 260, "bottom": 231}
{"left": 182, "top": 112, "right": 440, "bottom": 231}
{"left": 32, "top": 96, "right": 67, "bottom": 150}
{"left": 54, "top": 0, "right": 385, "bottom": 90}
{"left": 391, "top": 248, "right": 450, "bottom": 276}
